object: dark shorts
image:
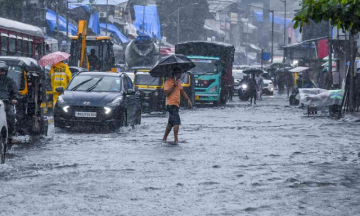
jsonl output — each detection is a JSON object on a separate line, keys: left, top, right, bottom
{"left": 167, "top": 105, "right": 181, "bottom": 127}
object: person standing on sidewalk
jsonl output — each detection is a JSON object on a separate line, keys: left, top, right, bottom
{"left": 163, "top": 69, "right": 192, "bottom": 143}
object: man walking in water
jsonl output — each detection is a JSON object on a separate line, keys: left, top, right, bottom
{"left": 163, "top": 69, "right": 192, "bottom": 143}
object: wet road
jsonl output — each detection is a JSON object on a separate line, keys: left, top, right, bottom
{"left": 1, "top": 94, "right": 360, "bottom": 216}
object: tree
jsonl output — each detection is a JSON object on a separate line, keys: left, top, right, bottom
{"left": 293, "top": 0, "right": 360, "bottom": 112}
{"left": 156, "top": 0, "right": 209, "bottom": 44}
{"left": 0, "top": 0, "right": 24, "bottom": 21}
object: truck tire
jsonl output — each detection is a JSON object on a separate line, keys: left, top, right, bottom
{"left": 220, "top": 90, "right": 228, "bottom": 105}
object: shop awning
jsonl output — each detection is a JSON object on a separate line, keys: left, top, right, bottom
{"left": 289, "top": 67, "right": 309, "bottom": 73}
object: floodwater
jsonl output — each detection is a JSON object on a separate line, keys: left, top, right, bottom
{"left": 1, "top": 94, "right": 360, "bottom": 216}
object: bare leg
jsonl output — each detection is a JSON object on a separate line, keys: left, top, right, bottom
{"left": 173, "top": 125, "right": 179, "bottom": 143}
{"left": 163, "top": 124, "right": 172, "bottom": 141}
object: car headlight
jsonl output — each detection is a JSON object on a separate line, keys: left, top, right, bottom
{"left": 242, "top": 84, "right": 248, "bottom": 89}
{"left": 108, "top": 96, "right": 123, "bottom": 106}
{"left": 63, "top": 106, "right": 70, "bottom": 113}
{"left": 208, "top": 86, "right": 217, "bottom": 93}
{"left": 104, "top": 107, "right": 111, "bottom": 114}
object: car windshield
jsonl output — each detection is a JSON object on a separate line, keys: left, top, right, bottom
{"left": 135, "top": 73, "right": 162, "bottom": 86}
{"left": 190, "top": 59, "right": 218, "bottom": 74}
{"left": 67, "top": 75, "right": 122, "bottom": 92}
{"left": 7, "top": 66, "right": 23, "bottom": 89}
{"left": 181, "top": 73, "right": 190, "bottom": 84}
{"left": 233, "top": 72, "right": 244, "bottom": 80}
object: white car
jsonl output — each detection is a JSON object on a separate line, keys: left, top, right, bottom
{"left": 0, "top": 100, "right": 8, "bottom": 164}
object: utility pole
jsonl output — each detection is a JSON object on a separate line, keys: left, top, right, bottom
{"left": 280, "top": 0, "right": 286, "bottom": 64}
{"left": 328, "top": 21, "right": 332, "bottom": 90}
{"left": 66, "top": 0, "right": 69, "bottom": 37}
{"left": 177, "top": 9, "right": 180, "bottom": 43}
{"left": 106, "top": 0, "right": 108, "bottom": 36}
{"left": 248, "top": 4, "right": 274, "bottom": 64}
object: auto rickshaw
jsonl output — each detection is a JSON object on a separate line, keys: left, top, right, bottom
{"left": 0, "top": 57, "right": 48, "bottom": 136}
{"left": 133, "top": 67, "right": 166, "bottom": 112}
{"left": 180, "top": 72, "right": 195, "bottom": 107}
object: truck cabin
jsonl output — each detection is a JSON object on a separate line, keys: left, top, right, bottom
{"left": 69, "top": 36, "right": 115, "bottom": 72}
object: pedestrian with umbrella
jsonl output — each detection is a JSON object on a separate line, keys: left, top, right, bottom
{"left": 243, "top": 67, "right": 263, "bottom": 105}
{"left": 150, "top": 54, "right": 194, "bottom": 144}
{"left": 39, "top": 51, "right": 72, "bottom": 104}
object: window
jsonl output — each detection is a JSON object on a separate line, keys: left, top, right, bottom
{"left": 126, "top": 77, "right": 133, "bottom": 90}
{"left": 1, "top": 36, "right": 7, "bottom": 56}
{"left": 24, "top": 41, "right": 30, "bottom": 57}
{"left": 123, "top": 77, "right": 129, "bottom": 91}
{"left": 17, "top": 38, "right": 23, "bottom": 56}
{"left": 29, "top": 40, "right": 33, "bottom": 57}
{"left": 9, "top": 37, "right": 16, "bottom": 54}
{"left": 7, "top": 66, "right": 25, "bottom": 90}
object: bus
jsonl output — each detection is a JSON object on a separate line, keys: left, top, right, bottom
{"left": 0, "top": 17, "right": 45, "bottom": 60}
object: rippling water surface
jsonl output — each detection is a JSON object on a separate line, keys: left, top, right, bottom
{"left": 1, "top": 94, "right": 360, "bottom": 216}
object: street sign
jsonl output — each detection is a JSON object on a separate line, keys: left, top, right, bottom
{"left": 230, "top": 13, "right": 238, "bottom": 24}
{"left": 262, "top": 52, "right": 271, "bottom": 61}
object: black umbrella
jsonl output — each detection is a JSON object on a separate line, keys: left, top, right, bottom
{"left": 150, "top": 54, "right": 196, "bottom": 77}
{"left": 243, "top": 67, "right": 264, "bottom": 75}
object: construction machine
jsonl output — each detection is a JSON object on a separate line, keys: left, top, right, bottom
{"left": 69, "top": 20, "right": 116, "bottom": 72}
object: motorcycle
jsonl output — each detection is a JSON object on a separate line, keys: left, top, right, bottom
{"left": 238, "top": 81, "right": 250, "bottom": 101}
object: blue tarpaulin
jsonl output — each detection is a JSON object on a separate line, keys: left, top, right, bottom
{"left": 68, "top": 4, "right": 90, "bottom": 12}
{"left": 254, "top": 11, "right": 292, "bottom": 29}
{"left": 70, "top": 0, "right": 128, "bottom": 5}
{"left": 100, "top": 23, "right": 129, "bottom": 44}
{"left": 89, "top": 12, "right": 100, "bottom": 35}
{"left": 46, "top": 9, "right": 78, "bottom": 35}
{"left": 133, "top": 5, "right": 161, "bottom": 39}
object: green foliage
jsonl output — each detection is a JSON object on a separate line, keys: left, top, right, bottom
{"left": 293, "top": 0, "right": 360, "bottom": 35}
{"left": 157, "top": 0, "right": 209, "bottom": 44}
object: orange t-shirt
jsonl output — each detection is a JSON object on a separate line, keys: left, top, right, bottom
{"left": 164, "top": 78, "right": 182, "bottom": 107}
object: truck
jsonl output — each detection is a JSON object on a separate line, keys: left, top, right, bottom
{"left": 125, "top": 36, "right": 160, "bottom": 69}
{"left": 175, "top": 41, "right": 235, "bottom": 105}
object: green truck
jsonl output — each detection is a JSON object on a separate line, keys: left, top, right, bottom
{"left": 175, "top": 41, "right": 235, "bottom": 105}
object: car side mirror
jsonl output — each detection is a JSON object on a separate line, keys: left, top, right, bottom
{"left": 55, "top": 87, "right": 64, "bottom": 93}
{"left": 127, "top": 89, "right": 136, "bottom": 95}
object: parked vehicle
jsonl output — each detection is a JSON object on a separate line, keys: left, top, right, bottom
{"left": 69, "top": 66, "right": 88, "bottom": 76}
{"left": 133, "top": 67, "right": 165, "bottom": 112}
{"left": 124, "top": 72, "right": 135, "bottom": 83}
{"left": 176, "top": 41, "right": 235, "bottom": 105}
{"left": 0, "top": 57, "right": 48, "bottom": 136}
{"left": 180, "top": 72, "right": 196, "bottom": 107}
{"left": 232, "top": 70, "right": 245, "bottom": 96}
{"left": 0, "top": 17, "right": 45, "bottom": 60}
{"left": 261, "top": 72, "right": 274, "bottom": 95}
{"left": 54, "top": 72, "right": 141, "bottom": 129}
{"left": 0, "top": 100, "right": 7, "bottom": 164}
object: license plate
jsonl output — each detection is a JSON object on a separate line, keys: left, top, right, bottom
{"left": 75, "top": 112, "right": 97, "bottom": 118}
{"left": 195, "top": 95, "right": 200, "bottom": 100}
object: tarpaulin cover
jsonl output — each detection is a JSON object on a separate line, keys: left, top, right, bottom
{"left": 133, "top": 5, "right": 161, "bottom": 39}
{"left": 46, "top": 9, "right": 78, "bottom": 35}
{"left": 89, "top": 12, "right": 100, "bottom": 35}
{"left": 70, "top": 0, "right": 128, "bottom": 5}
{"left": 100, "top": 23, "right": 129, "bottom": 44}
{"left": 254, "top": 11, "right": 292, "bottom": 29}
{"left": 299, "top": 88, "right": 343, "bottom": 107}
{"left": 68, "top": 4, "right": 90, "bottom": 12}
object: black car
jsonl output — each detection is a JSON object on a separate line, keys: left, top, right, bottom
{"left": 54, "top": 72, "right": 141, "bottom": 129}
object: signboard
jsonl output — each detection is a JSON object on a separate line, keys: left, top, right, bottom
{"left": 226, "top": 22, "right": 231, "bottom": 30}
{"left": 220, "top": 22, "right": 226, "bottom": 30}
{"left": 262, "top": 52, "right": 271, "bottom": 61}
{"left": 230, "top": 13, "right": 238, "bottom": 24}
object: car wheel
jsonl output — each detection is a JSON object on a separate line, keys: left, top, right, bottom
{"left": 0, "top": 133, "right": 6, "bottom": 164}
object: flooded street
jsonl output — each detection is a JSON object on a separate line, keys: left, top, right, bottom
{"left": 1, "top": 95, "right": 360, "bottom": 216}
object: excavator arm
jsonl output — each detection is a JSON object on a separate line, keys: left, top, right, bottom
{"left": 78, "top": 20, "right": 89, "bottom": 70}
